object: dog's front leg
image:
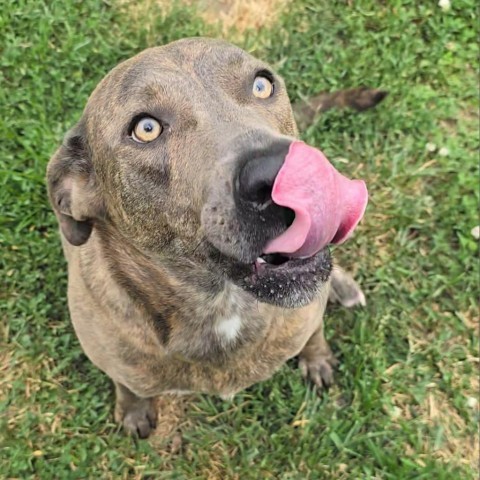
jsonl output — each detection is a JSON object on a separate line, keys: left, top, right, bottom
{"left": 114, "top": 382, "right": 157, "bottom": 438}
{"left": 329, "top": 265, "right": 366, "bottom": 308}
{"left": 298, "top": 321, "right": 339, "bottom": 393}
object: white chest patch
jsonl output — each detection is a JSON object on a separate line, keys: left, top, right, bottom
{"left": 215, "top": 314, "right": 242, "bottom": 342}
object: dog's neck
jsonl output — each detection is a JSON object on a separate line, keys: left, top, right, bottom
{"left": 91, "top": 223, "right": 266, "bottom": 363}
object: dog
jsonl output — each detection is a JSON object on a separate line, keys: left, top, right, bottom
{"left": 47, "top": 38, "right": 385, "bottom": 438}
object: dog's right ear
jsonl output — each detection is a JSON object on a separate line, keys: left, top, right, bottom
{"left": 47, "top": 122, "right": 104, "bottom": 246}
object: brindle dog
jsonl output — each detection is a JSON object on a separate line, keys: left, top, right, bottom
{"left": 47, "top": 38, "right": 385, "bottom": 438}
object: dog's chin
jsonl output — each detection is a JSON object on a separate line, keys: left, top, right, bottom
{"left": 209, "top": 245, "right": 333, "bottom": 308}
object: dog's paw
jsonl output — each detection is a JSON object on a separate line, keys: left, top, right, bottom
{"left": 115, "top": 398, "right": 157, "bottom": 438}
{"left": 299, "top": 354, "right": 339, "bottom": 393}
{"left": 329, "top": 267, "right": 366, "bottom": 308}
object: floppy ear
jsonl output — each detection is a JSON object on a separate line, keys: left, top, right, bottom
{"left": 47, "top": 122, "right": 104, "bottom": 246}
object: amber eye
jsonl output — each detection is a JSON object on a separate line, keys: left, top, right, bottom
{"left": 252, "top": 75, "right": 274, "bottom": 99}
{"left": 132, "top": 117, "right": 163, "bottom": 143}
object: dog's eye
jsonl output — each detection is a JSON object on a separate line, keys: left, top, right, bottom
{"left": 132, "top": 117, "right": 163, "bottom": 143}
{"left": 253, "top": 76, "right": 274, "bottom": 99}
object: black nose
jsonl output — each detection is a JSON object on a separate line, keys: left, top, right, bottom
{"left": 236, "top": 140, "right": 291, "bottom": 207}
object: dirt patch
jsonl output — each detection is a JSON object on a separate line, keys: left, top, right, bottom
{"left": 194, "top": 0, "right": 291, "bottom": 36}
{"left": 149, "top": 394, "right": 192, "bottom": 452}
{"left": 383, "top": 352, "right": 479, "bottom": 472}
{"left": 118, "top": 0, "right": 291, "bottom": 40}
{"left": 422, "top": 389, "right": 479, "bottom": 469}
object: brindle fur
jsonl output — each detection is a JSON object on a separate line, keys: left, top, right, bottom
{"left": 47, "top": 38, "right": 384, "bottom": 438}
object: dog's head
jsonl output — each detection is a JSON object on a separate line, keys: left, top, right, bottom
{"left": 48, "top": 38, "right": 367, "bottom": 308}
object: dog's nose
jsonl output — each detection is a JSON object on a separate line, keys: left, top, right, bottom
{"left": 236, "top": 140, "right": 291, "bottom": 207}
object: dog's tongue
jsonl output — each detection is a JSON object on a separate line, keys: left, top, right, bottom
{"left": 264, "top": 141, "right": 368, "bottom": 258}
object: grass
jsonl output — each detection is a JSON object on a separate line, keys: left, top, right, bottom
{"left": 1, "top": 0, "right": 478, "bottom": 478}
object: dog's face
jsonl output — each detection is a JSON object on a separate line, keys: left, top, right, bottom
{"left": 47, "top": 38, "right": 334, "bottom": 308}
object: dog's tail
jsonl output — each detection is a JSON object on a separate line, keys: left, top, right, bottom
{"left": 292, "top": 87, "right": 388, "bottom": 130}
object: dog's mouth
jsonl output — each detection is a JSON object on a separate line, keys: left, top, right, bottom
{"left": 256, "top": 252, "right": 290, "bottom": 267}
{"left": 204, "top": 141, "right": 369, "bottom": 308}
{"left": 255, "top": 251, "right": 323, "bottom": 271}
{"left": 238, "top": 247, "right": 332, "bottom": 307}
{"left": 208, "top": 242, "right": 332, "bottom": 308}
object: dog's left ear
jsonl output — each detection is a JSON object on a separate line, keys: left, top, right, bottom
{"left": 47, "top": 121, "right": 105, "bottom": 246}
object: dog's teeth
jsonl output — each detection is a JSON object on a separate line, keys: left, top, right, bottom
{"left": 257, "top": 257, "right": 266, "bottom": 264}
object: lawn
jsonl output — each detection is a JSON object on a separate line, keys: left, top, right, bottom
{"left": 0, "top": 0, "right": 478, "bottom": 478}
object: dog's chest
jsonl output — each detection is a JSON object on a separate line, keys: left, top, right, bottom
{"left": 164, "top": 290, "right": 268, "bottom": 364}
{"left": 215, "top": 314, "right": 242, "bottom": 341}
{"left": 119, "top": 293, "right": 327, "bottom": 398}
{"left": 69, "top": 254, "right": 328, "bottom": 398}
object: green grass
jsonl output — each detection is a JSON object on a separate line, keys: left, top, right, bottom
{"left": 1, "top": 0, "right": 478, "bottom": 478}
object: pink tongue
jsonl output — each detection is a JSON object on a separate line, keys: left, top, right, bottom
{"left": 264, "top": 141, "right": 368, "bottom": 258}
